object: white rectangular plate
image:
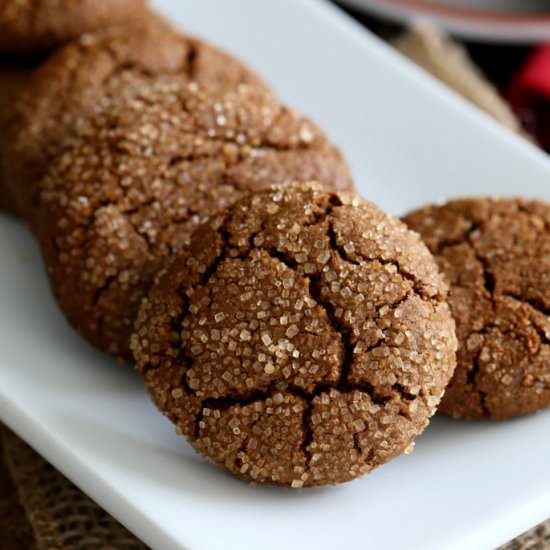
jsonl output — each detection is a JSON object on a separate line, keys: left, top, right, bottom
{"left": 1, "top": 1, "right": 550, "bottom": 549}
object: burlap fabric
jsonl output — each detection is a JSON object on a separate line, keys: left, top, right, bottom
{"left": 1, "top": 427, "right": 146, "bottom": 549}
{"left": 0, "top": 21, "right": 548, "bottom": 550}
{"left": 499, "top": 524, "right": 550, "bottom": 550}
{"left": 0, "top": 429, "right": 34, "bottom": 550}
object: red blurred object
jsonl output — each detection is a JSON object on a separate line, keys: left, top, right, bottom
{"left": 507, "top": 44, "right": 550, "bottom": 150}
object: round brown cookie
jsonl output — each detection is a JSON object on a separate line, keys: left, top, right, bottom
{"left": 0, "top": 0, "right": 146, "bottom": 56}
{"left": 403, "top": 198, "right": 550, "bottom": 420}
{"left": 39, "top": 82, "right": 354, "bottom": 360}
{"left": 4, "top": 17, "right": 264, "bottom": 222}
{"left": 131, "top": 181, "right": 456, "bottom": 487}
{"left": 0, "top": 61, "right": 34, "bottom": 212}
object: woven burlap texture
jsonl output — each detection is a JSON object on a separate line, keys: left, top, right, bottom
{"left": 0, "top": 429, "right": 35, "bottom": 550}
{"left": 499, "top": 523, "right": 550, "bottom": 550}
{"left": 0, "top": 21, "right": 548, "bottom": 550}
{"left": 1, "top": 427, "right": 147, "bottom": 549}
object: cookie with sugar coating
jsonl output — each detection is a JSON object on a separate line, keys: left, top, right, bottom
{"left": 132, "top": 181, "right": 457, "bottom": 487}
{"left": 404, "top": 197, "right": 550, "bottom": 420}
{"left": 3, "top": 16, "right": 264, "bottom": 221}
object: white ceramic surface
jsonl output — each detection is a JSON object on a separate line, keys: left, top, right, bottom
{"left": 1, "top": 1, "right": 550, "bottom": 549}
{"left": 340, "top": 0, "right": 550, "bottom": 43}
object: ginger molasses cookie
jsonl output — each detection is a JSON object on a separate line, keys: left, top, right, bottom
{"left": 39, "top": 82, "right": 354, "bottom": 359}
{"left": 0, "top": 0, "right": 145, "bottom": 56}
{"left": 403, "top": 198, "right": 550, "bottom": 419}
{"left": 132, "top": 182, "right": 457, "bottom": 487}
{"left": 4, "top": 17, "right": 264, "bottom": 221}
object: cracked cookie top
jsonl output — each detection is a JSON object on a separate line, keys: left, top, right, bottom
{"left": 132, "top": 182, "right": 456, "bottom": 487}
{"left": 38, "top": 82, "right": 353, "bottom": 360}
{"left": 403, "top": 197, "right": 550, "bottom": 419}
{"left": 3, "top": 15, "right": 264, "bottom": 221}
{"left": 0, "top": 0, "right": 145, "bottom": 56}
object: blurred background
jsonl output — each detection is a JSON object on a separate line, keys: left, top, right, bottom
{"left": 335, "top": 0, "right": 550, "bottom": 151}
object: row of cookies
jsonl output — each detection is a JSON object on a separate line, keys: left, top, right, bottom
{"left": 0, "top": 1, "right": 456, "bottom": 486}
{"left": 0, "top": 1, "right": 353, "bottom": 358}
{"left": 1, "top": 1, "right": 548, "bottom": 487}
{"left": 2, "top": 1, "right": 419, "bottom": 487}
{"left": 131, "top": 185, "right": 550, "bottom": 486}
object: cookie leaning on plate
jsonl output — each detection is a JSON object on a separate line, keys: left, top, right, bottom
{"left": 3, "top": 15, "right": 264, "bottom": 223}
{"left": 38, "top": 81, "right": 354, "bottom": 360}
{"left": 403, "top": 198, "right": 550, "bottom": 419}
{"left": 132, "top": 182, "right": 457, "bottom": 487}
